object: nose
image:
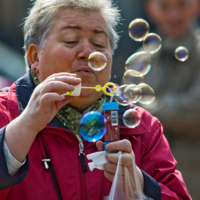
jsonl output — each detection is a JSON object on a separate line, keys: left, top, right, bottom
{"left": 77, "top": 40, "right": 93, "bottom": 61}
{"left": 166, "top": 8, "right": 182, "bottom": 22}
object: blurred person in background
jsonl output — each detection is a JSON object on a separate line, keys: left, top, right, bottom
{"left": 138, "top": 0, "right": 200, "bottom": 198}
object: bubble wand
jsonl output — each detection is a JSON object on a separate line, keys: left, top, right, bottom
{"left": 67, "top": 82, "right": 117, "bottom": 96}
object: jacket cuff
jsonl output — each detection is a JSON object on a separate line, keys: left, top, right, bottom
{"left": 0, "top": 126, "right": 29, "bottom": 190}
{"left": 141, "top": 169, "right": 161, "bottom": 200}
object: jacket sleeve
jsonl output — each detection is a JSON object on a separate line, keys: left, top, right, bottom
{"left": 144, "top": 119, "right": 192, "bottom": 200}
{"left": 0, "top": 126, "right": 29, "bottom": 190}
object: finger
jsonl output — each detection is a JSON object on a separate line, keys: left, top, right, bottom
{"left": 43, "top": 76, "right": 81, "bottom": 86}
{"left": 104, "top": 162, "right": 117, "bottom": 174}
{"left": 40, "top": 81, "right": 75, "bottom": 94}
{"left": 106, "top": 153, "right": 133, "bottom": 166}
{"left": 96, "top": 141, "right": 104, "bottom": 151}
{"left": 40, "top": 93, "right": 66, "bottom": 106}
{"left": 44, "top": 72, "right": 77, "bottom": 82}
{"left": 55, "top": 96, "right": 75, "bottom": 110}
{"left": 104, "top": 170, "right": 115, "bottom": 182}
{"left": 105, "top": 139, "right": 132, "bottom": 153}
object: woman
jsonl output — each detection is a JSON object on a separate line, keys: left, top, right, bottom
{"left": 0, "top": 0, "right": 191, "bottom": 199}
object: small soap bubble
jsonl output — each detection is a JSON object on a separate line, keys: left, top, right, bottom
{"left": 143, "top": 33, "right": 162, "bottom": 54}
{"left": 128, "top": 18, "right": 149, "bottom": 41}
{"left": 88, "top": 52, "right": 107, "bottom": 71}
{"left": 79, "top": 111, "right": 107, "bottom": 142}
{"left": 125, "top": 51, "right": 151, "bottom": 76}
{"left": 137, "top": 83, "right": 155, "bottom": 104}
{"left": 114, "top": 85, "right": 129, "bottom": 106}
{"left": 124, "top": 84, "right": 142, "bottom": 104}
{"left": 175, "top": 46, "right": 189, "bottom": 62}
{"left": 123, "top": 69, "right": 144, "bottom": 85}
{"left": 123, "top": 109, "right": 141, "bottom": 128}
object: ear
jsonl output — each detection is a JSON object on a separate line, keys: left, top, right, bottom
{"left": 27, "top": 44, "right": 40, "bottom": 69}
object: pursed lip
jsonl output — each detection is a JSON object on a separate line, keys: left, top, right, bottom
{"left": 75, "top": 66, "right": 94, "bottom": 76}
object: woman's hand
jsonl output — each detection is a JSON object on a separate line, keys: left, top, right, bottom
{"left": 23, "top": 72, "right": 81, "bottom": 133}
{"left": 4, "top": 72, "right": 81, "bottom": 163}
{"left": 96, "top": 139, "right": 144, "bottom": 193}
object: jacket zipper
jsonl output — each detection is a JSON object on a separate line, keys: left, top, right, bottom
{"left": 79, "top": 142, "right": 87, "bottom": 172}
{"left": 78, "top": 142, "right": 87, "bottom": 200}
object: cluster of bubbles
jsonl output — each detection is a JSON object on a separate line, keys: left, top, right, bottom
{"left": 79, "top": 18, "right": 189, "bottom": 142}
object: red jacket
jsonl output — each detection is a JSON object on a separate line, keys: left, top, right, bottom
{"left": 0, "top": 72, "right": 191, "bottom": 200}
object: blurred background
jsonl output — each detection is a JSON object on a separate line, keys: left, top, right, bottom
{"left": 0, "top": 0, "right": 200, "bottom": 199}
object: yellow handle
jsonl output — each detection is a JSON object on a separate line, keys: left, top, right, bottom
{"left": 81, "top": 82, "right": 117, "bottom": 96}
{"left": 81, "top": 85, "right": 102, "bottom": 92}
{"left": 81, "top": 86, "right": 96, "bottom": 89}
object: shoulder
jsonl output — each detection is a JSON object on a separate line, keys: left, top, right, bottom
{"left": 119, "top": 104, "right": 161, "bottom": 133}
{"left": 0, "top": 82, "right": 18, "bottom": 126}
{"left": 136, "top": 105, "right": 161, "bottom": 132}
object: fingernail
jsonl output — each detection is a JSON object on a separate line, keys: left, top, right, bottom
{"left": 75, "top": 78, "right": 81, "bottom": 82}
{"left": 105, "top": 154, "right": 109, "bottom": 159}
{"left": 106, "top": 144, "right": 111, "bottom": 150}
{"left": 69, "top": 86, "right": 74, "bottom": 90}
{"left": 61, "top": 95, "right": 65, "bottom": 100}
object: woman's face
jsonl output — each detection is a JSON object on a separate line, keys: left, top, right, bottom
{"left": 33, "top": 9, "right": 112, "bottom": 106}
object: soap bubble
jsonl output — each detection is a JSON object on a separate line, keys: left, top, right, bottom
{"left": 123, "top": 69, "right": 144, "bottom": 85}
{"left": 124, "top": 84, "right": 142, "bottom": 104}
{"left": 114, "top": 85, "right": 129, "bottom": 106}
{"left": 175, "top": 46, "right": 189, "bottom": 62}
{"left": 79, "top": 111, "right": 107, "bottom": 142}
{"left": 137, "top": 83, "right": 155, "bottom": 104}
{"left": 123, "top": 109, "right": 141, "bottom": 128}
{"left": 143, "top": 33, "right": 162, "bottom": 54}
{"left": 125, "top": 51, "right": 151, "bottom": 76}
{"left": 128, "top": 18, "right": 149, "bottom": 41}
{"left": 88, "top": 52, "right": 107, "bottom": 71}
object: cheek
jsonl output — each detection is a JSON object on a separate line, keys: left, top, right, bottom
{"left": 98, "top": 61, "right": 112, "bottom": 83}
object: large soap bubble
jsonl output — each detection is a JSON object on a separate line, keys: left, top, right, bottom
{"left": 143, "top": 33, "right": 162, "bottom": 54}
{"left": 128, "top": 18, "right": 149, "bottom": 42}
{"left": 125, "top": 52, "right": 151, "bottom": 76}
{"left": 137, "top": 83, "right": 155, "bottom": 104}
{"left": 114, "top": 85, "right": 129, "bottom": 106}
{"left": 88, "top": 52, "right": 107, "bottom": 71}
{"left": 123, "top": 109, "right": 141, "bottom": 128}
{"left": 79, "top": 111, "right": 107, "bottom": 142}
{"left": 124, "top": 84, "right": 142, "bottom": 104}
{"left": 123, "top": 69, "right": 144, "bottom": 85}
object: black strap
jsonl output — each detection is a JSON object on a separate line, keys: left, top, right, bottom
{"left": 41, "top": 137, "right": 63, "bottom": 200}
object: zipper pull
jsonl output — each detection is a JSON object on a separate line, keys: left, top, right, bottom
{"left": 79, "top": 143, "right": 87, "bottom": 172}
{"left": 42, "top": 159, "right": 51, "bottom": 170}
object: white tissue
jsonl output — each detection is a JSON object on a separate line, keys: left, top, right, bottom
{"left": 87, "top": 151, "right": 109, "bottom": 171}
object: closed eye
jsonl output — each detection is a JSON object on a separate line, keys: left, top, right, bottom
{"left": 64, "top": 41, "right": 78, "bottom": 46}
{"left": 94, "top": 43, "right": 105, "bottom": 49}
